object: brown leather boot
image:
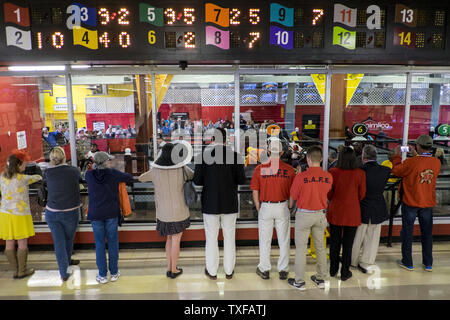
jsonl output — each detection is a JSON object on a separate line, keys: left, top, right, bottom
{"left": 17, "top": 248, "right": 34, "bottom": 279}
{"left": 4, "top": 249, "right": 18, "bottom": 279}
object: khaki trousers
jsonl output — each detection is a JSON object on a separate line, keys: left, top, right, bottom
{"left": 351, "top": 221, "right": 382, "bottom": 269}
{"left": 294, "top": 210, "right": 328, "bottom": 283}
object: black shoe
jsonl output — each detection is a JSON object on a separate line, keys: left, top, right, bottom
{"left": 205, "top": 268, "right": 217, "bottom": 280}
{"left": 340, "top": 271, "right": 353, "bottom": 281}
{"left": 330, "top": 269, "right": 338, "bottom": 277}
{"left": 69, "top": 259, "right": 80, "bottom": 266}
{"left": 256, "top": 267, "right": 270, "bottom": 280}
{"left": 226, "top": 271, "right": 234, "bottom": 279}
{"left": 279, "top": 271, "right": 288, "bottom": 280}
{"left": 170, "top": 268, "right": 183, "bottom": 279}
{"left": 167, "top": 267, "right": 182, "bottom": 278}
{"left": 357, "top": 264, "right": 368, "bottom": 274}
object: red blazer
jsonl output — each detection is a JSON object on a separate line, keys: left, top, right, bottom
{"left": 327, "top": 168, "right": 366, "bottom": 227}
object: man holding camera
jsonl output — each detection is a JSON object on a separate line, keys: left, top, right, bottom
{"left": 392, "top": 135, "right": 441, "bottom": 272}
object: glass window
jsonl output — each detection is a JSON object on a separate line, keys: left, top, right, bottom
{"left": 0, "top": 75, "right": 58, "bottom": 222}
{"left": 238, "top": 72, "right": 326, "bottom": 219}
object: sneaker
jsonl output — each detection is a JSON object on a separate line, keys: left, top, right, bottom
{"left": 423, "top": 265, "right": 432, "bottom": 272}
{"left": 310, "top": 275, "right": 325, "bottom": 289}
{"left": 287, "top": 278, "right": 306, "bottom": 291}
{"left": 96, "top": 274, "right": 108, "bottom": 284}
{"left": 279, "top": 271, "right": 288, "bottom": 280}
{"left": 110, "top": 271, "right": 120, "bottom": 282}
{"left": 256, "top": 267, "right": 270, "bottom": 280}
{"left": 397, "top": 260, "right": 414, "bottom": 271}
{"left": 226, "top": 271, "right": 234, "bottom": 280}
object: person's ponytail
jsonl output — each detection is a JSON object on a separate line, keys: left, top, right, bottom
{"left": 3, "top": 155, "right": 22, "bottom": 179}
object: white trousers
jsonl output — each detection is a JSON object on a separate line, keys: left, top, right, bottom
{"left": 351, "top": 221, "right": 382, "bottom": 269}
{"left": 203, "top": 213, "right": 237, "bottom": 276}
{"left": 258, "top": 202, "right": 291, "bottom": 272}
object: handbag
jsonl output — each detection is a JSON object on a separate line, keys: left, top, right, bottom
{"left": 37, "top": 178, "right": 48, "bottom": 207}
{"left": 182, "top": 166, "right": 197, "bottom": 207}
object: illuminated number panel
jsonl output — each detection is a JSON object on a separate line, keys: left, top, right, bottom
{"left": 97, "top": 6, "right": 132, "bottom": 49}
{"left": 393, "top": 4, "right": 446, "bottom": 49}
{"left": 203, "top": 4, "right": 263, "bottom": 50}
{"left": 158, "top": 6, "right": 197, "bottom": 49}
{"left": 2, "top": 1, "right": 450, "bottom": 65}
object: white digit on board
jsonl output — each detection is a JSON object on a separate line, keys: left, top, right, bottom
{"left": 366, "top": 5, "right": 381, "bottom": 29}
{"left": 14, "top": 8, "right": 20, "bottom": 23}
{"left": 66, "top": 5, "right": 81, "bottom": 29}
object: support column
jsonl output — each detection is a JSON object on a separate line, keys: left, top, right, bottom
{"left": 284, "top": 83, "right": 296, "bottom": 133}
{"left": 430, "top": 75, "right": 441, "bottom": 130}
{"left": 151, "top": 73, "right": 158, "bottom": 160}
{"left": 322, "top": 71, "right": 331, "bottom": 171}
{"left": 402, "top": 72, "right": 412, "bottom": 161}
{"left": 64, "top": 71, "right": 77, "bottom": 167}
{"left": 134, "top": 74, "right": 150, "bottom": 173}
{"left": 234, "top": 67, "right": 240, "bottom": 152}
{"left": 329, "top": 74, "right": 347, "bottom": 139}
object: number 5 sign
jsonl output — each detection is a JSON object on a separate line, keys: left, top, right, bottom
{"left": 139, "top": 3, "right": 163, "bottom": 27}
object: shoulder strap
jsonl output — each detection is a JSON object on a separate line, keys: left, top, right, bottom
{"left": 182, "top": 166, "right": 187, "bottom": 182}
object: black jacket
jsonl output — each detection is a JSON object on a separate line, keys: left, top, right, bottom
{"left": 193, "top": 144, "right": 247, "bottom": 214}
{"left": 360, "top": 161, "right": 391, "bottom": 224}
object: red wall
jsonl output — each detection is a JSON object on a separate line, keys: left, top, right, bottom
{"left": 345, "top": 105, "right": 436, "bottom": 140}
{"left": 0, "top": 77, "right": 44, "bottom": 169}
{"left": 85, "top": 113, "right": 135, "bottom": 131}
{"left": 439, "top": 105, "right": 450, "bottom": 124}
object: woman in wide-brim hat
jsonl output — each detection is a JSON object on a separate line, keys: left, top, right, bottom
{"left": 138, "top": 140, "right": 194, "bottom": 279}
{"left": 0, "top": 149, "right": 42, "bottom": 279}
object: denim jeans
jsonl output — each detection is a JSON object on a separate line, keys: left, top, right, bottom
{"left": 91, "top": 218, "right": 119, "bottom": 277}
{"left": 401, "top": 204, "right": 433, "bottom": 267}
{"left": 45, "top": 209, "right": 79, "bottom": 278}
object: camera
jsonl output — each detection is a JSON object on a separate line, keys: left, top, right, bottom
{"left": 400, "top": 146, "right": 410, "bottom": 153}
{"left": 179, "top": 61, "right": 188, "bottom": 70}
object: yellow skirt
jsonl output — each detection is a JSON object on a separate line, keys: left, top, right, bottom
{"left": 0, "top": 212, "right": 35, "bottom": 240}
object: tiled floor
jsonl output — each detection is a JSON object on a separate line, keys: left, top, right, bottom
{"left": 1, "top": 242, "right": 450, "bottom": 300}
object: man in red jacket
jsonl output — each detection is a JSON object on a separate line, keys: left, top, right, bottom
{"left": 392, "top": 135, "right": 441, "bottom": 272}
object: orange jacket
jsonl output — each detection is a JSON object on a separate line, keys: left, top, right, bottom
{"left": 392, "top": 154, "right": 441, "bottom": 208}
{"left": 119, "top": 182, "right": 132, "bottom": 216}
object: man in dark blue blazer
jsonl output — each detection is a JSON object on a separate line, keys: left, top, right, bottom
{"left": 351, "top": 145, "right": 391, "bottom": 273}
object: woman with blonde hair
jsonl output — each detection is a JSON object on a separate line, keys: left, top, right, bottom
{"left": 0, "top": 150, "right": 41, "bottom": 279}
{"left": 44, "top": 147, "right": 83, "bottom": 281}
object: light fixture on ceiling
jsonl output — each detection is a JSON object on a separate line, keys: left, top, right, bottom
{"left": 8, "top": 65, "right": 66, "bottom": 71}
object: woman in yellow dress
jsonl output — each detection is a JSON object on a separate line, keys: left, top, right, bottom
{"left": 0, "top": 150, "right": 42, "bottom": 279}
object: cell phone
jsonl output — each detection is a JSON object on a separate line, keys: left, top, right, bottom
{"left": 400, "top": 146, "right": 410, "bottom": 152}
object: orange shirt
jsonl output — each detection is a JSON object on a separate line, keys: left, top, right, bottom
{"left": 290, "top": 167, "right": 333, "bottom": 211}
{"left": 392, "top": 154, "right": 441, "bottom": 208}
{"left": 250, "top": 159, "right": 296, "bottom": 202}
